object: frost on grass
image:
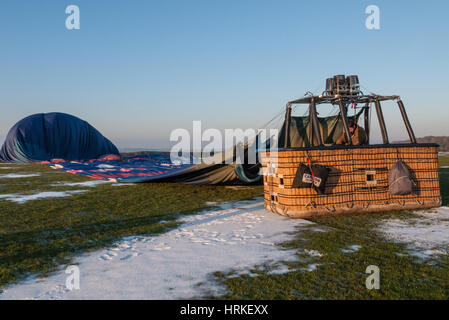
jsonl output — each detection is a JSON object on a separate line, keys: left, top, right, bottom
{"left": 341, "top": 244, "right": 362, "bottom": 253}
{"left": 50, "top": 181, "right": 110, "bottom": 187}
{"left": 304, "top": 249, "right": 324, "bottom": 257}
{"left": 378, "top": 207, "right": 449, "bottom": 259}
{"left": 0, "top": 173, "right": 40, "bottom": 179}
{"left": 0, "top": 194, "right": 16, "bottom": 199}
{"left": 301, "top": 263, "right": 321, "bottom": 272}
{"left": 0, "top": 198, "right": 314, "bottom": 300}
{"left": 0, "top": 191, "right": 88, "bottom": 204}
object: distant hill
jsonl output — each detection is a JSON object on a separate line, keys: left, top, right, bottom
{"left": 395, "top": 136, "right": 449, "bottom": 151}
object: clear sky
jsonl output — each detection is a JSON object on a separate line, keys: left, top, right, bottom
{"left": 0, "top": 0, "right": 448, "bottom": 149}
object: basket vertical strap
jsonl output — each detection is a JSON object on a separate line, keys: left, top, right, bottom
{"left": 352, "top": 102, "right": 357, "bottom": 125}
{"left": 269, "top": 162, "right": 273, "bottom": 207}
{"left": 306, "top": 153, "right": 315, "bottom": 185}
{"left": 269, "top": 161, "right": 275, "bottom": 208}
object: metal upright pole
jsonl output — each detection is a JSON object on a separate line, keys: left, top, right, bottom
{"left": 364, "top": 105, "right": 370, "bottom": 144}
{"left": 374, "top": 99, "right": 389, "bottom": 144}
{"left": 397, "top": 99, "right": 417, "bottom": 143}
{"left": 310, "top": 98, "right": 323, "bottom": 146}
{"left": 338, "top": 99, "right": 353, "bottom": 145}
{"left": 284, "top": 103, "right": 292, "bottom": 148}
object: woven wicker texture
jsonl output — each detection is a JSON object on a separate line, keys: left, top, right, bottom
{"left": 261, "top": 145, "right": 441, "bottom": 218}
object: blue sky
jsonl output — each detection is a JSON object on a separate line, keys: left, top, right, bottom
{"left": 0, "top": 0, "right": 448, "bottom": 148}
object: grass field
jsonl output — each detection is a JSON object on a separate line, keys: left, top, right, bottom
{"left": 440, "top": 154, "right": 449, "bottom": 167}
{"left": 211, "top": 155, "right": 449, "bottom": 299}
{"left": 0, "top": 164, "right": 262, "bottom": 289}
{"left": 0, "top": 155, "right": 448, "bottom": 298}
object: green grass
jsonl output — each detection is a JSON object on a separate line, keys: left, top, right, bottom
{"left": 1, "top": 156, "right": 448, "bottom": 298}
{"left": 0, "top": 164, "right": 263, "bottom": 289}
{"left": 211, "top": 163, "right": 449, "bottom": 299}
{"left": 212, "top": 210, "right": 449, "bottom": 299}
{"left": 440, "top": 154, "right": 449, "bottom": 167}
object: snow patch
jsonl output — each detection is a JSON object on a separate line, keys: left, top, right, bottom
{"left": 304, "top": 249, "right": 324, "bottom": 257}
{"left": 50, "top": 181, "right": 110, "bottom": 187}
{"left": 341, "top": 245, "right": 362, "bottom": 253}
{"left": 267, "top": 264, "right": 292, "bottom": 275}
{"left": 0, "top": 194, "right": 16, "bottom": 199}
{"left": 302, "top": 263, "right": 320, "bottom": 272}
{"left": 0, "top": 198, "right": 314, "bottom": 300}
{"left": 0, "top": 173, "right": 40, "bottom": 179}
{"left": 378, "top": 207, "right": 449, "bottom": 259}
{"left": 0, "top": 191, "right": 88, "bottom": 204}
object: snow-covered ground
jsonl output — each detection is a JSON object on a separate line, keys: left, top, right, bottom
{"left": 0, "top": 198, "right": 313, "bottom": 300}
{"left": 2, "top": 195, "right": 448, "bottom": 300}
{"left": 378, "top": 206, "right": 449, "bottom": 259}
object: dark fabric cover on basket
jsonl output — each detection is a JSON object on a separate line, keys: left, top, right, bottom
{"left": 388, "top": 160, "right": 413, "bottom": 195}
{"left": 292, "top": 163, "right": 330, "bottom": 194}
{"left": 278, "top": 108, "right": 366, "bottom": 148}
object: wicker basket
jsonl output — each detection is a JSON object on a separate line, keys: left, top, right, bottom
{"left": 261, "top": 144, "right": 441, "bottom": 218}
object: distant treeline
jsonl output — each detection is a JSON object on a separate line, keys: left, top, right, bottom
{"left": 396, "top": 136, "right": 449, "bottom": 151}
